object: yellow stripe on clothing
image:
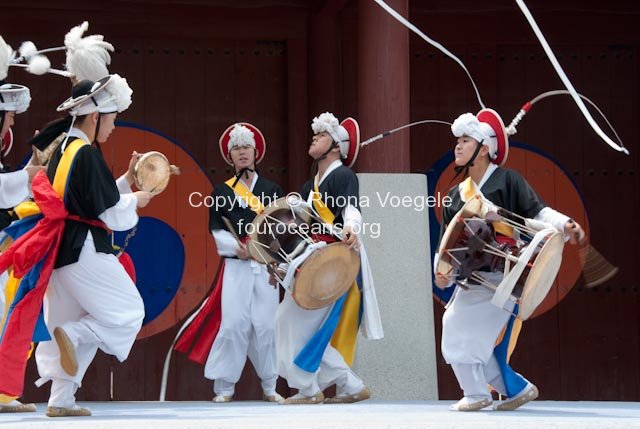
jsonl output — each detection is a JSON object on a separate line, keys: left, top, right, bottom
{"left": 312, "top": 178, "right": 361, "bottom": 366}
{"left": 495, "top": 317, "right": 523, "bottom": 361}
{"left": 312, "top": 182, "right": 335, "bottom": 225}
{"left": 0, "top": 138, "right": 85, "bottom": 397}
{"left": 461, "top": 177, "right": 513, "bottom": 237}
{"left": 52, "top": 139, "right": 88, "bottom": 198}
{"left": 463, "top": 176, "right": 523, "bottom": 360}
{"left": 224, "top": 176, "right": 265, "bottom": 214}
{"left": 330, "top": 282, "right": 361, "bottom": 366}
{"left": 14, "top": 201, "right": 40, "bottom": 220}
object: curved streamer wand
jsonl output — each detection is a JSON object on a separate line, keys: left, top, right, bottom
{"left": 360, "top": 119, "right": 452, "bottom": 147}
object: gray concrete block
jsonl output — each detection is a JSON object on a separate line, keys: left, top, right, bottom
{"left": 353, "top": 173, "right": 438, "bottom": 400}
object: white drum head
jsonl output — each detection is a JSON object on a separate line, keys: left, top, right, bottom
{"left": 518, "top": 232, "right": 564, "bottom": 320}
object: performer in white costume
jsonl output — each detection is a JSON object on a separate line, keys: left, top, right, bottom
{"left": 174, "top": 123, "right": 283, "bottom": 403}
{"left": 435, "top": 110, "right": 585, "bottom": 411}
{"left": 276, "top": 112, "right": 383, "bottom": 405}
{"left": 31, "top": 75, "right": 152, "bottom": 417}
{"left": 0, "top": 36, "right": 45, "bottom": 209}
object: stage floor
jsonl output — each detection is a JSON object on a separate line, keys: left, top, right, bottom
{"left": 2, "top": 400, "right": 640, "bottom": 429}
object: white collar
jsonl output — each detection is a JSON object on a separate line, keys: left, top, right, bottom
{"left": 477, "top": 163, "right": 498, "bottom": 189}
{"left": 67, "top": 127, "right": 91, "bottom": 145}
{"left": 457, "top": 163, "right": 498, "bottom": 198}
{"left": 238, "top": 171, "right": 259, "bottom": 191}
{"left": 316, "top": 159, "right": 343, "bottom": 187}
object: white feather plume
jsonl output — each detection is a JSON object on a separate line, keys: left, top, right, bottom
{"left": 64, "top": 21, "right": 89, "bottom": 50}
{"left": 0, "top": 37, "right": 13, "bottom": 81}
{"left": 65, "top": 21, "right": 114, "bottom": 81}
{"left": 106, "top": 73, "right": 133, "bottom": 113}
{"left": 311, "top": 112, "right": 340, "bottom": 135}
{"left": 228, "top": 124, "right": 256, "bottom": 150}
{"left": 451, "top": 113, "right": 480, "bottom": 138}
{"left": 26, "top": 55, "right": 51, "bottom": 75}
{"left": 18, "top": 41, "right": 38, "bottom": 59}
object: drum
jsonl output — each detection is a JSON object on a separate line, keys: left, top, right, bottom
{"left": 247, "top": 196, "right": 360, "bottom": 309}
{"left": 290, "top": 242, "right": 360, "bottom": 309}
{"left": 435, "top": 195, "right": 564, "bottom": 320}
{"left": 134, "top": 151, "right": 171, "bottom": 193}
{"left": 247, "top": 196, "right": 313, "bottom": 265}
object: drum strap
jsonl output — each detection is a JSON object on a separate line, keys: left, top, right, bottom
{"left": 312, "top": 182, "right": 335, "bottom": 225}
{"left": 460, "top": 177, "right": 513, "bottom": 237}
{"left": 225, "top": 176, "right": 264, "bottom": 214}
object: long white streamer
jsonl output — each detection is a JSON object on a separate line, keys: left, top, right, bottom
{"left": 372, "top": 0, "right": 486, "bottom": 109}
{"left": 515, "top": 0, "right": 629, "bottom": 154}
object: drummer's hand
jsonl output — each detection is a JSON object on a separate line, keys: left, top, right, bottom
{"left": 434, "top": 274, "right": 450, "bottom": 289}
{"left": 342, "top": 226, "right": 359, "bottom": 251}
{"left": 134, "top": 191, "right": 154, "bottom": 208}
{"left": 170, "top": 165, "right": 181, "bottom": 176}
{"left": 564, "top": 219, "right": 586, "bottom": 245}
{"left": 237, "top": 243, "right": 250, "bottom": 260}
{"left": 125, "top": 151, "right": 143, "bottom": 185}
{"left": 268, "top": 273, "right": 278, "bottom": 287}
{"left": 25, "top": 165, "right": 46, "bottom": 183}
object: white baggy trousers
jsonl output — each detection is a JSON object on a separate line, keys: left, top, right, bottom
{"left": 35, "top": 236, "right": 144, "bottom": 408}
{"left": 275, "top": 293, "right": 364, "bottom": 397}
{"left": 204, "top": 258, "right": 279, "bottom": 396}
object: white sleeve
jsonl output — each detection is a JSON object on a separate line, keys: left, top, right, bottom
{"left": 534, "top": 207, "right": 571, "bottom": 241}
{"left": 98, "top": 193, "right": 139, "bottom": 231}
{"left": 0, "top": 170, "right": 29, "bottom": 209}
{"left": 115, "top": 175, "right": 133, "bottom": 194}
{"left": 212, "top": 229, "right": 239, "bottom": 257}
{"left": 343, "top": 204, "right": 363, "bottom": 231}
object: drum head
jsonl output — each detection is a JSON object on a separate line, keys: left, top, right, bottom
{"left": 518, "top": 232, "right": 564, "bottom": 320}
{"left": 293, "top": 243, "right": 360, "bottom": 309}
{"left": 435, "top": 196, "right": 484, "bottom": 286}
{"left": 134, "top": 151, "right": 171, "bottom": 193}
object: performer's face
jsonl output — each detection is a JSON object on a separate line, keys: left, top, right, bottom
{"left": 454, "top": 136, "right": 485, "bottom": 166}
{"left": 309, "top": 132, "right": 335, "bottom": 159}
{"left": 230, "top": 144, "right": 256, "bottom": 170}
{"left": 1, "top": 111, "right": 15, "bottom": 139}
{"left": 96, "top": 113, "right": 117, "bottom": 143}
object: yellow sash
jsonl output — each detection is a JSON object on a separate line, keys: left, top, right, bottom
{"left": 312, "top": 178, "right": 361, "bottom": 366}
{"left": 460, "top": 177, "right": 521, "bottom": 361}
{"left": 461, "top": 177, "right": 513, "bottom": 237}
{"left": 12, "top": 139, "right": 88, "bottom": 220}
{"left": 0, "top": 138, "right": 87, "bottom": 401}
{"left": 312, "top": 181, "right": 335, "bottom": 226}
{"left": 224, "top": 176, "right": 264, "bottom": 214}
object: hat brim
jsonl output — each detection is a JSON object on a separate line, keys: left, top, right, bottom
{"left": 0, "top": 84, "right": 30, "bottom": 113}
{"left": 340, "top": 117, "right": 360, "bottom": 168}
{"left": 0, "top": 84, "right": 29, "bottom": 95}
{"left": 219, "top": 122, "right": 266, "bottom": 166}
{"left": 56, "top": 75, "right": 113, "bottom": 113}
{"left": 477, "top": 108, "right": 509, "bottom": 166}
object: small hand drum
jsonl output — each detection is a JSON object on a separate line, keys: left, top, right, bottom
{"left": 134, "top": 151, "right": 171, "bottom": 193}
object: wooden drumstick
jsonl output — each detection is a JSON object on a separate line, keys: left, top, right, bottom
{"left": 221, "top": 216, "right": 242, "bottom": 246}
